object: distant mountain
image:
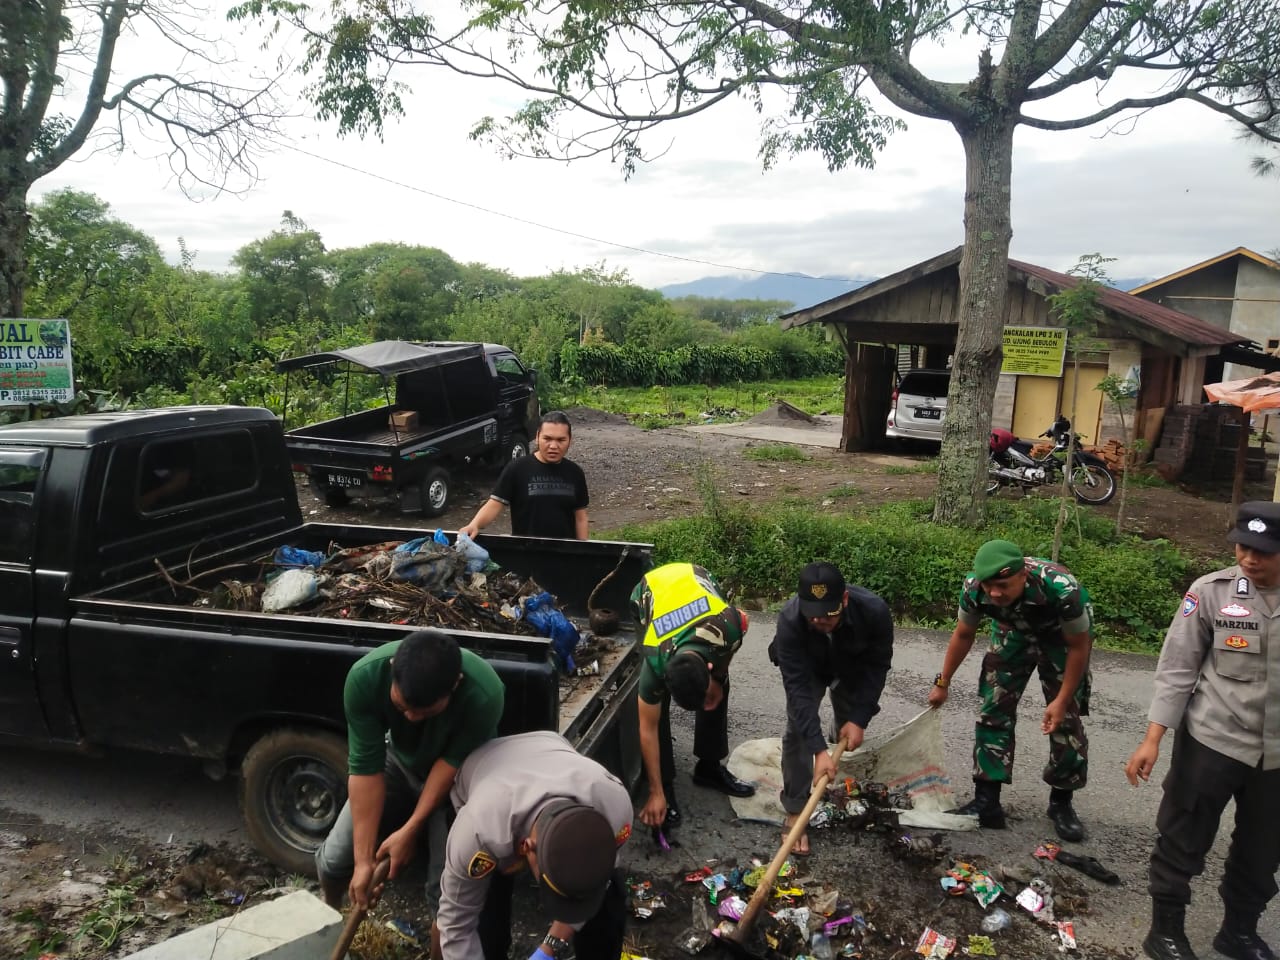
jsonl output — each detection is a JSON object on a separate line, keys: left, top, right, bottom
{"left": 1112, "top": 278, "right": 1151, "bottom": 292}
{"left": 658, "top": 273, "right": 872, "bottom": 309}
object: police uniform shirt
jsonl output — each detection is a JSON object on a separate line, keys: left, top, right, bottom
{"left": 1149, "top": 565, "right": 1280, "bottom": 770}
{"left": 435, "top": 730, "right": 634, "bottom": 958}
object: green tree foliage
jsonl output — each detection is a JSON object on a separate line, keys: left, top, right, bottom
{"left": 328, "top": 242, "right": 469, "bottom": 339}
{"left": 231, "top": 0, "right": 1280, "bottom": 528}
{"left": 0, "top": 0, "right": 285, "bottom": 317}
{"left": 25, "top": 190, "right": 164, "bottom": 343}
{"left": 231, "top": 212, "right": 331, "bottom": 335}
{"left": 668, "top": 296, "right": 793, "bottom": 332}
{"left": 21, "top": 191, "right": 848, "bottom": 410}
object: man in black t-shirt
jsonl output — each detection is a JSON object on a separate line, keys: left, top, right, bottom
{"left": 460, "top": 411, "right": 589, "bottom": 539}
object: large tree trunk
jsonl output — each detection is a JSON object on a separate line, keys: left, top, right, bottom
{"left": 932, "top": 115, "right": 1016, "bottom": 526}
{"left": 0, "top": 176, "right": 31, "bottom": 318}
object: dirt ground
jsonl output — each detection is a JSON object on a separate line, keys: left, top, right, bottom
{"left": 2, "top": 406, "right": 1263, "bottom": 959}
{"left": 308, "top": 405, "right": 1258, "bottom": 568}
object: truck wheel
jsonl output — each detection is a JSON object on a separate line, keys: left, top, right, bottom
{"left": 420, "top": 466, "right": 451, "bottom": 517}
{"left": 239, "top": 728, "right": 348, "bottom": 875}
{"left": 504, "top": 431, "right": 529, "bottom": 465}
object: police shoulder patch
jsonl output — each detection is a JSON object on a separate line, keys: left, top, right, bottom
{"left": 467, "top": 851, "right": 496, "bottom": 879}
{"left": 1180, "top": 593, "right": 1198, "bottom": 618}
{"left": 615, "top": 823, "right": 631, "bottom": 847}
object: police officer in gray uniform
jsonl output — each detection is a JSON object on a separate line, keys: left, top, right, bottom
{"left": 1125, "top": 501, "right": 1280, "bottom": 960}
{"left": 432, "top": 730, "right": 634, "bottom": 960}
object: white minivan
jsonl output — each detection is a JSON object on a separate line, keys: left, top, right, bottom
{"left": 885, "top": 369, "right": 950, "bottom": 442}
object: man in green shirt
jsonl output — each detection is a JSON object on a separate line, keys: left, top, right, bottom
{"left": 631, "top": 562, "right": 755, "bottom": 833}
{"left": 928, "top": 539, "right": 1093, "bottom": 842}
{"left": 315, "top": 629, "right": 505, "bottom": 912}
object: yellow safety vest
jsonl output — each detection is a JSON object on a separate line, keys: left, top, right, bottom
{"left": 640, "top": 562, "right": 728, "bottom": 649}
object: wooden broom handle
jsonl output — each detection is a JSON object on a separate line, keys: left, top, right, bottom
{"left": 728, "top": 737, "right": 848, "bottom": 943}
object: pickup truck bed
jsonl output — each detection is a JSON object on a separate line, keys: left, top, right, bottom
{"left": 0, "top": 406, "right": 645, "bottom": 873}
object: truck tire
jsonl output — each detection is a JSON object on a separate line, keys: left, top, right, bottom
{"left": 309, "top": 475, "right": 348, "bottom": 508}
{"left": 504, "top": 431, "right": 529, "bottom": 465}
{"left": 239, "top": 728, "right": 348, "bottom": 875}
{"left": 420, "top": 466, "right": 451, "bottom": 517}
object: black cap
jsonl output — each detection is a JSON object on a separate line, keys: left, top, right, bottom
{"left": 798, "top": 562, "right": 845, "bottom": 618}
{"left": 534, "top": 800, "right": 616, "bottom": 924}
{"left": 1227, "top": 501, "right": 1280, "bottom": 554}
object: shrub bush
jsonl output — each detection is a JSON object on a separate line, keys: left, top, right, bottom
{"left": 609, "top": 495, "right": 1205, "bottom": 651}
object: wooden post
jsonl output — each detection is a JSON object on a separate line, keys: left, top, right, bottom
{"left": 1231, "top": 406, "right": 1249, "bottom": 528}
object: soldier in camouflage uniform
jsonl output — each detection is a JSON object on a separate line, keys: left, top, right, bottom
{"left": 927, "top": 540, "right": 1094, "bottom": 841}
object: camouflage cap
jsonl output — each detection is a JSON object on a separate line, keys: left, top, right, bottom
{"left": 972, "top": 540, "right": 1026, "bottom": 582}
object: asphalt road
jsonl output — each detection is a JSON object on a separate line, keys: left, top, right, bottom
{"left": 1, "top": 616, "right": 1275, "bottom": 957}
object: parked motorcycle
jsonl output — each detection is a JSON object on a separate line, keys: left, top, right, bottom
{"left": 987, "top": 416, "right": 1116, "bottom": 505}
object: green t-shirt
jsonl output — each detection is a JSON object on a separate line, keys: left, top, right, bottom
{"left": 343, "top": 642, "right": 505, "bottom": 776}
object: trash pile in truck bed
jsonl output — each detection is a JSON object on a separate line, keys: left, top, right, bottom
{"left": 164, "top": 533, "right": 591, "bottom": 669}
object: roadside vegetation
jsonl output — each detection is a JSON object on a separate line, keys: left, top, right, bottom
{"left": 12, "top": 193, "right": 843, "bottom": 429}
{"left": 608, "top": 470, "right": 1220, "bottom": 653}
{"left": 548, "top": 376, "right": 844, "bottom": 424}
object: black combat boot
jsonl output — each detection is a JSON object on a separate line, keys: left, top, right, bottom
{"left": 952, "top": 780, "right": 1006, "bottom": 829}
{"left": 1047, "top": 787, "right": 1085, "bottom": 842}
{"left": 1213, "top": 906, "right": 1277, "bottom": 960}
{"left": 1143, "top": 901, "right": 1198, "bottom": 960}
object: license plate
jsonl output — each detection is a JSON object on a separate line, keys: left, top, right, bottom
{"left": 915, "top": 408, "right": 941, "bottom": 420}
{"left": 327, "top": 471, "right": 364, "bottom": 488}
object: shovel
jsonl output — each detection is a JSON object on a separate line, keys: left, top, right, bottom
{"left": 719, "top": 737, "right": 849, "bottom": 957}
{"left": 327, "top": 856, "right": 392, "bottom": 960}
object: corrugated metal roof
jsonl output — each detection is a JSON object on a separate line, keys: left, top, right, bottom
{"left": 1009, "top": 259, "right": 1246, "bottom": 348}
{"left": 781, "top": 247, "right": 1248, "bottom": 349}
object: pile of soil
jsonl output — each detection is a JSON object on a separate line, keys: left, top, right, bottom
{"left": 746, "top": 401, "right": 821, "bottom": 426}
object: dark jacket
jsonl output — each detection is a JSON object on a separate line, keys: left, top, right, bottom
{"left": 769, "top": 584, "right": 894, "bottom": 755}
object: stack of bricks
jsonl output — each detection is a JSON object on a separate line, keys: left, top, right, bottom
{"left": 1088, "top": 439, "right": 1128, "bottom": 472}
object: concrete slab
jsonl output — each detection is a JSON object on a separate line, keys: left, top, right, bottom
{"left": 681, "top": 414, "right": 843, "bottom": 449}
{"left": 121, "top": 890, "right": 343, "bottom": 960}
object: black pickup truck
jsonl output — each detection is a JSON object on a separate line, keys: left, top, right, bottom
{"left": 277, "top": 340, "right": 539, "bottom": 515}
{"left": 0, "top": 406, "right": 646, "bottom": 873}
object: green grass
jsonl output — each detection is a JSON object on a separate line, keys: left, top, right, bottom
{"left": 828, "top": 484, "right": 861, "bottom": 499}
{"left": 884, "top": 461, "right": 937, "bottom": 476}
{"left": 743, "top": 444, "right": 811, "bottom": 463}
{"left": 603, "top": 480, "right": 1207, "bottom": 653}
{"left": 548, "top": 375, "right": 844, "bottom": 423}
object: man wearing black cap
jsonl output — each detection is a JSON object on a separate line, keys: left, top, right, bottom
{"left": 928, "top": 539, "right": 1093, "bottom": 842}
{"left": 630, "top": 562, "right": 755, "bottom": 835}
{"left": 1124, "top": 501, "right": 1280, "bottom": 960}
{"left": 770, "top": 562, "right": 894, "bottom": 854}
{"left": 432, "top": 730, "right": 633, "bottom": 960}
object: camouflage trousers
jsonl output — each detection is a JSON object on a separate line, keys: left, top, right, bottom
{"left": 973, "top": 630, "right": 1089, "bottom": 789}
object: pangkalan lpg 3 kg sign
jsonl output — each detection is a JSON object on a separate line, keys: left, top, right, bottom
{"left": 0, "top": 319, "right": 74, "bottom": 405}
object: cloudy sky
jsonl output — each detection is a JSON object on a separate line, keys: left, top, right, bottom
{"left": 34, "top": 6, "right": 1280, "bottom": 292}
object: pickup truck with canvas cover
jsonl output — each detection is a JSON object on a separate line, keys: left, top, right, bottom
{"left": 0, "top": 406, "right": 646, "bottom": 873}
{"left": 277, "top": 340, "right": 539, "bottom": 516}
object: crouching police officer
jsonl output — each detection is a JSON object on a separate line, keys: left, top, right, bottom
{"left": 1125, "top": 501, "right": 1280, "bottom": 960}
{"left": 631, "top": 562, "right": 755, "bottom": 833}
{"left": 432, "top": 730, "right": 634, "bottom": 960}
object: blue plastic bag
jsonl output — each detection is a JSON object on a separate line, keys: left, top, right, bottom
{"left": 453, "top": 532, "right": 490, "bottom": 574}
{"left": 433, "top": 528, "right": 450, "bottom": 546}
{"left": 274, "top": 545, "right": 327, "bottom": 568}
{"left": 524, "top": 591, "right": 581, "bottom": 673}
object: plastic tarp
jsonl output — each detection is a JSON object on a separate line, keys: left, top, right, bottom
{"left": 726, "top": 708, "right": 977, "bottom": 831}
{"left": 1204, "top": 371, "right": 1280, "bottom": 414}
{"left": 275, "top": 340, "right": 484, "bottom": 375}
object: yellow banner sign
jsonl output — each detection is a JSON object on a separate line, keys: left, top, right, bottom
{"left": 1001, "top": 326, "right": 1066, "bottom": 377}
{"left": 0, "top": 319, "right": 75, "bottom": 404}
